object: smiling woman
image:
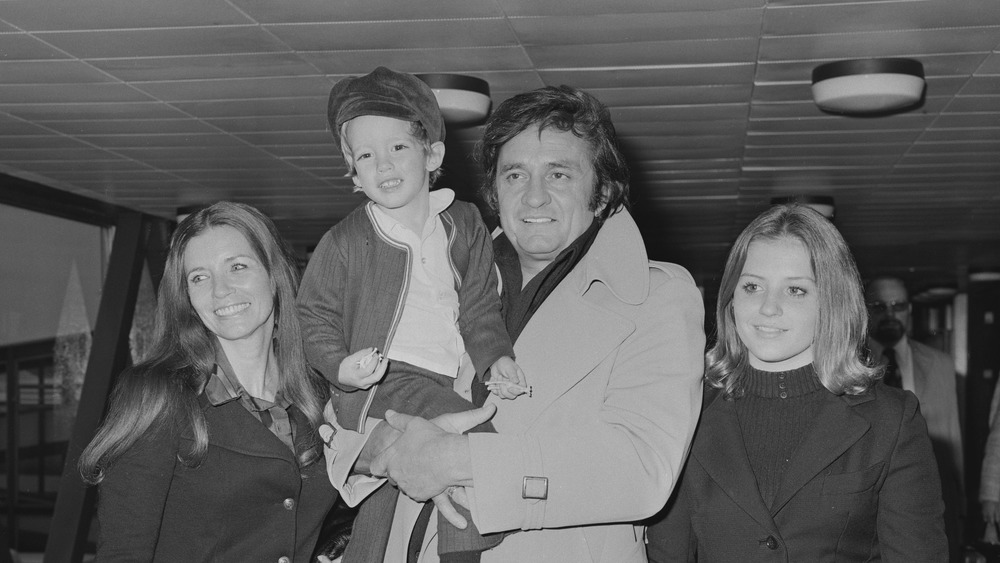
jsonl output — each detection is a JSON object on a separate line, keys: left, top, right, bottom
{"left": 77, "top": 202, "right": 336, "bottom": 563}
{"left": 733, "top": 237, "right": 819, "bottom": 373}
{"left": 184, "top": 225, "right": 278, "bottom": 393}
{"left": 647, "top": 204, "right": 949, "bottom": 562}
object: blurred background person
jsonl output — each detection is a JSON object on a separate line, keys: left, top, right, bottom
{"left": 866, "top": 275, "right": 964, "bottom": 561}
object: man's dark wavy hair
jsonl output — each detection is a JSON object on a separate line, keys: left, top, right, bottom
{"left": 476, "top": 85, "right": 630, "bottom": 221}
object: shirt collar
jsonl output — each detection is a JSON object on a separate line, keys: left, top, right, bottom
{"left": 429, "top": 187, "right": 455, "bottom": 214}
{"left": 204, "top": 342, "right": 289, "bottom": 410}
{"left": 368, "top": 187, "right": 454, "bottom": 238}
{"left": 868, "top": 334, "right": 911, "bottom": 357}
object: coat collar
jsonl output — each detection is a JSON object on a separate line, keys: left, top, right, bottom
{"left": 570, "top": 208, "right": 650, "bottom": 305}
{"left": 694, "top": 386, "right": 875, "bottom": 527}
{"left": 195, "top": 394, "right": 300, "bottom": 462}
{"left": 492, "top": 207, "right": 651, "bottom": 304}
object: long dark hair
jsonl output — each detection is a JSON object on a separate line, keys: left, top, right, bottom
{"left": 80, "top": 202, "right": 326, "bottom": 483}
{"left": 706, "top": 204, "right": 878, "bottom": 397}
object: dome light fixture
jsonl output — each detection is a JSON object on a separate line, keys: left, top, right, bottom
{"left": 416, "top": 73, "right": 491, "bottom": 125}
{"left": 811, "top": 58, "right": 925, "bottom": 115}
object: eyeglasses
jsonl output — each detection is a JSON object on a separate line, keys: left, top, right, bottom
{"left": 867, "top": 301, "right": 909, "bottom": 314}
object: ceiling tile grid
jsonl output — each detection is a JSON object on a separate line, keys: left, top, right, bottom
{"left": 1, "top": 0, "right": 999, "bottom": 289}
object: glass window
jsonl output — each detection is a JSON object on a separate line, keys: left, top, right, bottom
{"left": 0, "top": 203, "right": 109, "bottom": 552}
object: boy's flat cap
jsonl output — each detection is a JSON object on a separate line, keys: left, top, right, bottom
{"left": 327, "top": 66, "right": 445, "bottom": 152}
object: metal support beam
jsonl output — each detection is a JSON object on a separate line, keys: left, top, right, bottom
{"left": 43, "top": 211, "right": 148, "bottom": 563}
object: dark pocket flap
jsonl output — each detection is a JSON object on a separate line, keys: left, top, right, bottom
{"left": 822, "top": 462, "right": 884, "bottom": 495}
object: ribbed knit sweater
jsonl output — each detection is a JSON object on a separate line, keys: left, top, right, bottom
{"left": 734, "top": 363, "right": 828, "bottom": 510}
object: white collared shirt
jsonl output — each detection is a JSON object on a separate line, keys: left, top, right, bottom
{"left": 869, "top": 336, "right": 915, "bottom": 391}
{"left": 370, "top": 189, "right": 465, "bottom": 377}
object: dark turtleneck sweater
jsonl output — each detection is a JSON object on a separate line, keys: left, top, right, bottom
{"left": 734, "top": 363, "right": 828, "bottom": 510}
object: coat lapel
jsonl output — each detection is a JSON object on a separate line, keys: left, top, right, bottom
{"left": 497, "top": 212, "right": 645, "bottom": 427}
{"left": 196, "top": 397, "right": 296, "bottom": 462}
{"left": 694, "top": 395, "right": 778, "bottom": 533}
{"left": 770, "top": 391, "right": 873, "bottom": 513}
{"left": 509, "top": 281, "right": 633, "bottom": 424}
{"left": 908, "top": 339, "right": 931, "bottom": 400}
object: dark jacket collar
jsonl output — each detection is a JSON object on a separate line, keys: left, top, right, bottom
{"left": 694, "top": 379, "right": 875, "bottom": 528}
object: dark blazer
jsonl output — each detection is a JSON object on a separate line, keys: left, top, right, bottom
{"left": 95, "top": 396, "right": 338, "bottom": 562}
{"left": 647, "top": 383, "right": 947, "bottom": 562}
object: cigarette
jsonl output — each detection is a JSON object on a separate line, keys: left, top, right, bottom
{"left": 485, "top": 381, "right": 532, "bottom": 397}
{"left": 358, "top": 348, "right": 383, "bottom": 370}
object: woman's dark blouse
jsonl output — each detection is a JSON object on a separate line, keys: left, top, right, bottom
{"left": 95, "top": 368, "right": 337, "bottom": 562}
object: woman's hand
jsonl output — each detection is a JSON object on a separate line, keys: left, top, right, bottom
{"left": 337, "top": 347, "right": 387, "bottom": 389}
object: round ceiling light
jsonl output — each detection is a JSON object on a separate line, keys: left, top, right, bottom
{"left": 811, "top": 58, "right": 925, "bottom": 114}
{"left": 416, "top": 73, "right": 491, "bottom": 125}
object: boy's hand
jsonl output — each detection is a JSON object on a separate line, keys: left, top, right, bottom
{"left": 485, "top": 356, "right": 529, "bottom": 399}
{"left": 338, "top": 347, "right": 387, "bottom": 389}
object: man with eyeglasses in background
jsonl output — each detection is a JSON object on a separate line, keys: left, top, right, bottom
{"left": 866, "top": 275, "right": 964, "bottom": 562}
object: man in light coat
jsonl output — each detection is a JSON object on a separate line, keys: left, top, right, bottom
{"left": 324, "top": 85, "right": 705, "bottom": 563}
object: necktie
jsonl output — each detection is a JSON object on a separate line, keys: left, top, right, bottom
{"left": 883, "top": 347, "right": 902, "bottom": 388}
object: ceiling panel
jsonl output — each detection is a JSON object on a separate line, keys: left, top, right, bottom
{"left": 0, "top": 0, "right": 251, "bottom": 30}
{"left": 496, "top": 0, "right": 765, "bottom": 17}
{"left": 507, "top": 10, "right": 764, "bottom": 45}
{"left": 131, "top": 75, "right": 332, "bottom": 102}
{"left": 0, "top": 0, "right": 998, "bottom": 292}
{"left": 233, "top": 0, "right": 504, "bottom": 23}
{"left": 0, "top": 60, "right": 117, "bottom": 84}
{"left": 763, "top": 0, "right": 1000, "bottom": 35}
{"left": 526, "top": 38, "right": 760, "bottom": 68}
{"left": 0, "top": 33, "right": 82, "bottom": 59}
{"left": 90, "top": 53, "right": 324, "bottom": 82}
{"left": 38, "top": 26, "right": 290, "bottom": 59}
{"left": 760, "top": 28, "right": 1000, "bottom": 62}
{"left": 274, "top": 20, "right": 517, "bottom": 51}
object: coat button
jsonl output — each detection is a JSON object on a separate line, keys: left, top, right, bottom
{"left": 283, "top": 498, "right": 295, "bottom": 510}
{"left": 761, "top": 535, "right": 779, "bottom": 550}
{"left": 278, "top": 557, "right": 290, "bottom": 563}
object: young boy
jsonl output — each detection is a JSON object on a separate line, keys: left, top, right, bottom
{"left": 297, "top": 66, "right": 526, "bottom": 563}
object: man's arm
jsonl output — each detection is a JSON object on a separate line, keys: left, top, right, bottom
{"left": 377, "top": 270, "right": 706, "bottom": 533}
{"left": 466, "top": 273, "right": 704, "bottom": 532}
{"left": 334, "top": 402, "right": 496, "bottom": 529}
